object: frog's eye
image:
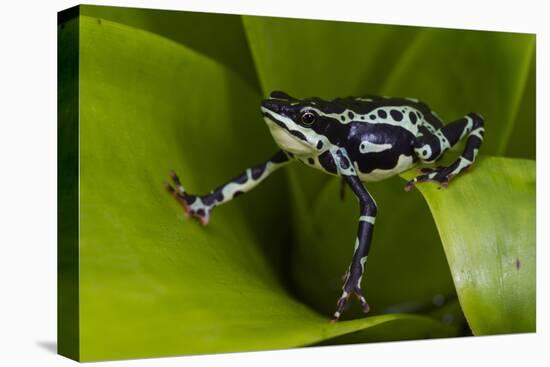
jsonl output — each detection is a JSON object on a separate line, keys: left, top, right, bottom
{"left": 300, "top": 111, "right": 316, "bottom": 126}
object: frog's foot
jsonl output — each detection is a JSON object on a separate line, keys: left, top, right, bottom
{"left": 331, "top": 274, "right": 370, "bottom": 322}
{"left": 165, "top": 170, "right": 212, "bottom": 225}
{"left": 404, "top": 166, "right": 455, "bottom": 192}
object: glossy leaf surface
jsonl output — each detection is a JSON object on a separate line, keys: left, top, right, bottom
{"left": 401, "top": 157, "right": 536, "bottom": 334}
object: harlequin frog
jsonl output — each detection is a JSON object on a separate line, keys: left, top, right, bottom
{"left": 166, "top": 91, "right": 485, "bottom": 321}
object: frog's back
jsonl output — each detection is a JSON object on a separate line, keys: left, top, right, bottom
{"left": 334, "top": 95, "right": 443, "bottom": 129}
{"left": 324, "top": 95, "right": 442, "bottom": 182}
{"left": 344, "top": 112, "right": 419, "bottom": 182}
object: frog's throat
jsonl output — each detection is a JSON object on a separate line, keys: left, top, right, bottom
{"left": 264, "top": 118, "right": 316, "bottom": 156}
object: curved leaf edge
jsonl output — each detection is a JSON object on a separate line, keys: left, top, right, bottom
{"left": 399, "top": 155, "right": 536, "bottom": 335}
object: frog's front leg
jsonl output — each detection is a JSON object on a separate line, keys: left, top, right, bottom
{"left": 165, "top": 150, "right": 292, "bottom": 225}
{"left": 406, "top": 112, "right": 484, "bottom": 190}
{"left": 333, "top": 174, "right": 377, "bottom": 321}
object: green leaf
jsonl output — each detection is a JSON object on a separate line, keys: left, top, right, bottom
{"left": 242, "top": 16, "right": 422, "bottom": 99}
{"left": 74, "top": 14, "right": 448, "bottom": 361}
{"left": 80, "top": 5, "right": 261, "bottom": 92}
{"left": 504, "top": 47, "right": 536, "bottom": 160}
{"left": 400, "top": 156, "right": 536, "bottom": 335}
{"left": 382, "top": 29, "right": 535, "bottom": 156}
{"left": 315, "top": 308, "right": 459, "bottom": 346}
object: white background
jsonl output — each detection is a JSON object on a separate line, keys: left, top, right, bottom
{"left": 0, "top": 0, "right": 547, "bottom": 365}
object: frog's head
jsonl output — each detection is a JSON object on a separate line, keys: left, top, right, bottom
{"left": 261, "top": 91, "right": 328, "bottom": 156}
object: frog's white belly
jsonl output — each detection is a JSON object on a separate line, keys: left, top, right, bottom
{"left": 357, "top": 154, "right": 416, "bottom": 182}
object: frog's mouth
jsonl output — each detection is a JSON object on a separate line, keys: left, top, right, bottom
{"left": 261, "top": 108, "right": 316, "bottom": 156}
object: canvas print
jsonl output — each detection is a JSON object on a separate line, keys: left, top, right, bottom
{"left": 58, "top": 4, "right": 536, "bottom": 362}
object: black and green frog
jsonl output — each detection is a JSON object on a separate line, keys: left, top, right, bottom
{"left": 166, "top": 91, "right": 484, "bottom": 321}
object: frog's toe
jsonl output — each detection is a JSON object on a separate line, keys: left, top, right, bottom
{"left": 332, "top": 283, "right": 370, "bottom": 322}
{"left": 437, "top": 180, "right": 450, "bottom": 188}
{"left": 193, "top": 208, "right": 211, "bottom": 226}
{"left": 166, "top": 170, "right": 212, "bottom": 225}
{"left": 332, "top": 291, "right": 351, "bottom": 322}
{"left": 165, "top": 181, "right": 192, "bottom": 215}
{"left": 404, "top": 177, "right": 421, "bottom": 191}
{"left": 405, "top": 166, "right": 455, "bottom": 191}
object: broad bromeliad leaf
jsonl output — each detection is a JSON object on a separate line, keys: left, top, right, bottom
{"left": 80, "top": 5, "right": 261, "bottom": 92}
{"left": 504, "top": 52, "right": 536, "bottom": 160}
{"left": 401, "top": 157, "right": 536, "bottom": 335}
{"left": 72, "top": 12, "right": 451, "bottom": 361}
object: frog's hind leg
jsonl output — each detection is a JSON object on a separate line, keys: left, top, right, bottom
{"left": 405, "top": 112, "right": 484, "bottom": 191}
{"left": 333, "top": 175, "right": 377, "bottom": 321}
